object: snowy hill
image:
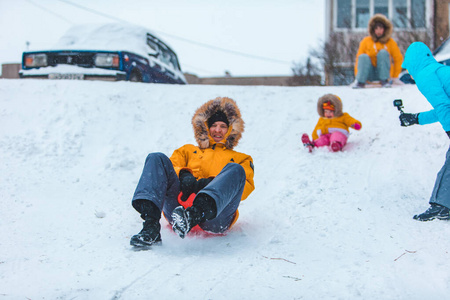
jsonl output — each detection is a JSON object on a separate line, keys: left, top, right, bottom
{"left": 1, "top": 79, "right": 450, "bottom": 299}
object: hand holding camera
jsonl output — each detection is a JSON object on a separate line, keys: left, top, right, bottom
{"left": 393, "top": 99, "right": 419, "bottom": 127}
{"left": 399, "top": 113, "right": 419, "bottom": 126}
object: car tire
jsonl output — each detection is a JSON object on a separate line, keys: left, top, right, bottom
{"left": 129, "top": 71, "right": 142, "bottom": 82}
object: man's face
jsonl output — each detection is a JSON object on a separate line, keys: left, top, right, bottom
{"left": 209, "top": 121, "right": 228, "bottom": 142}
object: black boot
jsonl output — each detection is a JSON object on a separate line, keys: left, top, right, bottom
{"left": 171, "top": 206, "right": 203, "bottom": 239}
{"left": 130, "top": 199, "right": 162, "bottom": 248}
{"left": 171, "top": 194, "right": 217, "bottom": 239}
{"left": 130, "top": 217, "right": 162, "bottom": 247}
{"left": 413, "top": 204, "right": 450, "bottom": 221}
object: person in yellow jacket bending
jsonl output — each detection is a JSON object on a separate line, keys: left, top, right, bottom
{"left": 302, "top": 94, "right": 362, "bottom": 152}
{"left": 130, "top": 97, "right": 255, "bottom": 248}
{"left": 353, "top": 14, "right": 403, "bottom": 89}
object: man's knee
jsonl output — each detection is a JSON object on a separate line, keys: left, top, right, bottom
{"left": 146, "top": 152, "right": 166, "bottom": 160}
{"left": 224, "top": 163, "right": 245, "bottom": 178}
{"left": 145, "top": 152, "right": 170, "bottom": 164}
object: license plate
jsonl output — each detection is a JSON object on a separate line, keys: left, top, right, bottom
{"left": 49, "top": 73, "right": 84, "bottom": 80}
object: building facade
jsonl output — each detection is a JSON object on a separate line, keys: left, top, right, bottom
{"left": 325, "top": 0, "right": 450, "bottom": 85}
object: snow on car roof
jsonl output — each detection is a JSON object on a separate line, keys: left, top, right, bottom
{"left": 50, "top": 23, "right": 161, "bottom": 57}
{"left": 434, "top": 38, "right": 450, "bottom": 63}
{"left": 434, "top": 52, "right": 450, "bottom": 63}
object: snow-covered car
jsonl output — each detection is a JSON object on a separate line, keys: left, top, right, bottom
{"left": 433, "top": 38, "right": 450, "bottom": 66}
{"left": 19, "top": 23, "right": 187, "bottom": 84}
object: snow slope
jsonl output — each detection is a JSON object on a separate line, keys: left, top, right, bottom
{"left": 1, "top": 79, "right": 450, "bottom": 299}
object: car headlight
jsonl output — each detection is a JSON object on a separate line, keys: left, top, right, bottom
{"left": 94, "top": 53, "right": 119, "bottom": 67}
{"left": 24, "top": 54, "right": 48, "bottom": 67}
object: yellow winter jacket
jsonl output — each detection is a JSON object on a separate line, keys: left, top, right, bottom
{"left": 312, "top": 113, "right": 362, "bottom": 141}
{"left": 170, "top": 143, "right": 255, "bottom": 200}
{"left": 354, "top": 14, "right": 403, "bottom": 79}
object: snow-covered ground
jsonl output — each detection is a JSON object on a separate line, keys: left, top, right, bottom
{"left": 1, "top": 79, "right": 450, "bottom": 299}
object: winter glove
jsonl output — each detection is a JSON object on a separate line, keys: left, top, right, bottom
{"left": 399, "top": 113, "right": 419, "bottom": 127}
{"left": 179, "top": 170, "right": 198, "bottom": 201}
{"left": 352, "top": 123, "right": 361, "bottom": 130}
{"left": 197, "top": 177, "right": 214, "bottom": 191}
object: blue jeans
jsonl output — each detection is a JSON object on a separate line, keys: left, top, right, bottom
{"left": 356, "top": 50, "right": 390, "bottom": 83}
{"left": 132, "top": 152, "right": 246, "bottom": 233}
{"left": 429, "top": 146, "right": 450, "bottom": 209}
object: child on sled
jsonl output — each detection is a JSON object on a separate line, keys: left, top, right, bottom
{"left": 302, "top": 94, "right": 362, "bottom": 152}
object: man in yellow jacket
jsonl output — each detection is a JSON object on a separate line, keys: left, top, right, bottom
{"left": 353, "top": 14, "right": 403, "bottom": 88}
{"left": 130, "top": 97, "right": 255, "bottom": 248}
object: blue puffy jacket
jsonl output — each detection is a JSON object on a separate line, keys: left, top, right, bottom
{"left": 402, "top": 42, "right": 450, "bottom": 131}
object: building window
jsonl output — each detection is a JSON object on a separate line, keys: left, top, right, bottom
{"left": 337, "top": 0, "right": 352, "bottom": 28}
{"left": 335, "top": 0, "right": 427, "bottom": 29}
{"left": 393, "top": 0, "right": 408, "bottom": 28}
{"left": 374, "top": 0, "right": 389, "bottom": 15}
{"left": 356, "top": 0, "right": 370, "bottom": 28}
{"left": 411, "top": 0, "right": 425, "bottom": 28}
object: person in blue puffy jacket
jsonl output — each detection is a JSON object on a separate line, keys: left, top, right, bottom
{"left": 400, "top": 41, "right": 450, "bottom": 221}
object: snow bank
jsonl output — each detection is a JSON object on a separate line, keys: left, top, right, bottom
{"left": 1, "top": 79, "right": 449, "bottom": 299}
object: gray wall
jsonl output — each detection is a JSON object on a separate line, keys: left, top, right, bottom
{"left": 0, "top": 63, "right": 20, "bottom": 79}
{"left": 184, "top": 73, "right": 295, "bottom": 86}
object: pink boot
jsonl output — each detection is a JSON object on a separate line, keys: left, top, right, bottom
{"left": 330, "top": 141, "right": 342, "bottom": 152}
{"left": 301, "top": 134, "right": 314, "bottom": 152}
{"left": 301, "top": 133, "right": 312, "bottom": 145}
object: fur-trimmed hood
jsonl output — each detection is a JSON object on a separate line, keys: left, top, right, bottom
{"left": 317, "top": 94, "right": 343, "bottom": 118}
{"left": 368, "top": 14, "right": 393, "bottom": 44}
{"left": 192, "top": 97, "right": 244, "bottom": 149}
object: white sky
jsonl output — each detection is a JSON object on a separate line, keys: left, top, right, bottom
{"left": 0, "top": 0, "right": 325, "bottom": 77}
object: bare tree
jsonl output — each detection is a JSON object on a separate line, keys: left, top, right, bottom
{"left": 310, "top": 31, "right": 361, "bottom": 85}
{"left": 289, "top": 57, "right": 322, "bottom": 86}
